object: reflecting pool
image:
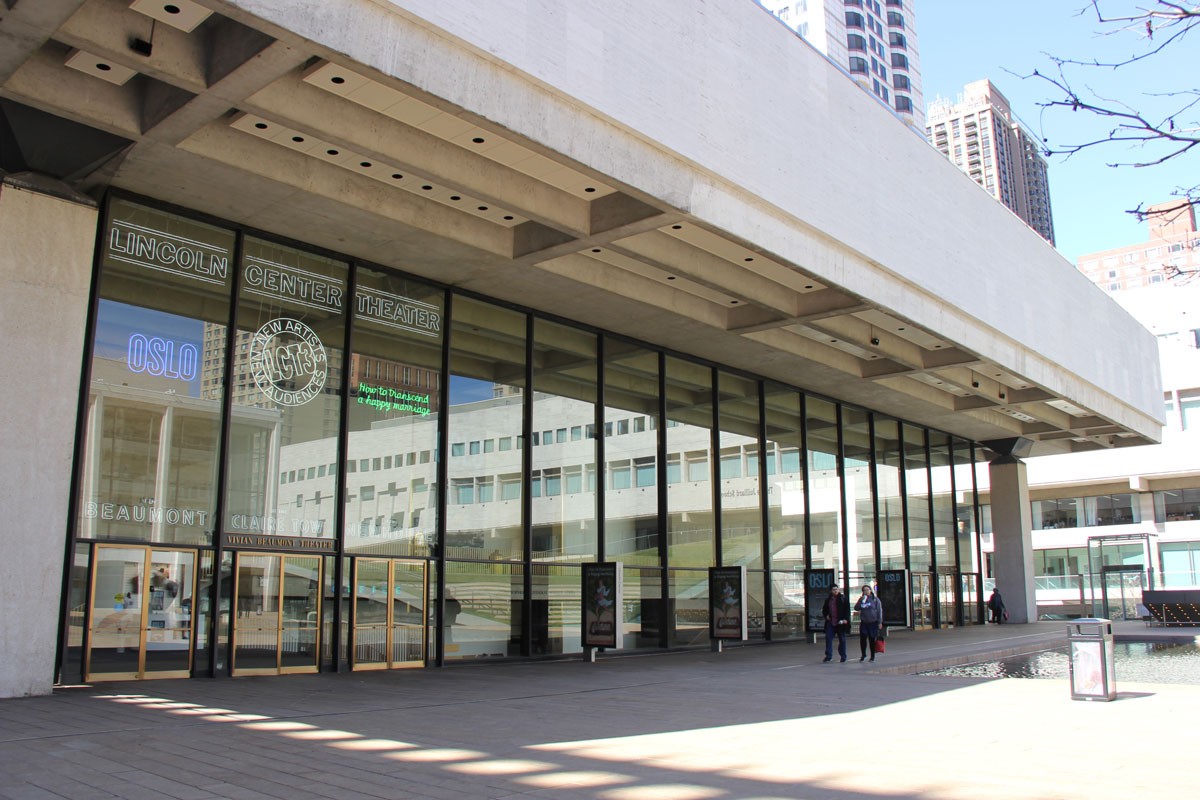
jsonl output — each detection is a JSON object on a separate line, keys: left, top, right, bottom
{"left": 919, "top": 640, "right": 1200, "bottom": 685}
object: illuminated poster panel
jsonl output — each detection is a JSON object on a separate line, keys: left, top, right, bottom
{"left": 582, "top": 562, "right": 623, "bottom": 648}
{"left": 709, "top": 566, "right": 747, "bottom": 640}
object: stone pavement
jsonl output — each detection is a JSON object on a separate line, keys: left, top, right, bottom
{"left": 1, "top": 622, "right": 1197, "bottom": 800}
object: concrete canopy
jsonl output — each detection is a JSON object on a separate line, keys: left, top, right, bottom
{"left": 0, "top": 0, "right": 1162, "bottom": 455}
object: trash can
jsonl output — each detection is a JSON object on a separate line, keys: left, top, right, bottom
{"left": 1066, "top": 618, "right": 1116, "bottom": 701}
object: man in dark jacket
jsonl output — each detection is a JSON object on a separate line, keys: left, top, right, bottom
{"left": 823, "top": 584, "right": 850, "bottom": 662}
{"left": 988, "top": 588, "right": 1006, "bottom": 624}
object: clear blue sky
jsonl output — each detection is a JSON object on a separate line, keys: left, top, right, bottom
{"left": 916, "top": 1, "right": 1196, "bottom": 262}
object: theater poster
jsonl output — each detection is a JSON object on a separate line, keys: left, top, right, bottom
{"left": 709, "top": 566, "right": 748, "bottom": 640}
{"left": 582, "top": 562, "right": 622, "bottom": 648}
{"left": 805, "top": 568, "right": 837, "bottom": 633}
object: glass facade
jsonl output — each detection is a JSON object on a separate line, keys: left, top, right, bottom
{"left": 62, "top": 196, "right": 989, "bottom": 682}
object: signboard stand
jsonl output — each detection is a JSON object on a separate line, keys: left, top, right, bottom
{"left": 581, "top": 562, "right": 622, "bottom": 662}
{"left": 877, "top": 569, "right": 910, "bottom": 628}
{"left": 805, "top": 568, "right": 837, "bottom": 637}
{"left": 708, "top": 566, "right": 748, "bottom": 652}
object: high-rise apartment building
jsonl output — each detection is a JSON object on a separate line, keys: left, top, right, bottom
{"left": 758, "top": 0, "right": 924, "bottom": 128}
{"left": 926, "top": 80, "right": 1055, "bottom": 244}
{"left": 1077, "top": 201, "right": 1200, "bottom": 294}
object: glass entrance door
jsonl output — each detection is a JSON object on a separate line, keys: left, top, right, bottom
{"left": 1101, "top": 566, "right": 1144, "bottom": 621}
{"left": 959, "top": 573, "right": 981, "bottom": 625}
{"left": 936, "top": 572, "right": 958, "bottom": 628}
{"left": 232, "top": 553, "right": 322, "bottom": 675}
{"left": 911, "top": 572, "right": 934, "bottom": 630}
{"left": 352, "top": 558, "right": 428, "bottom": 669}
{"left": 86, "top": 545, "right": 196, "bottom": 681}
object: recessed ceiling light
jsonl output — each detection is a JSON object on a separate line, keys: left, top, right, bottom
{"left": 472, "top": 137, "right": 485, "bottom": 144}
{"left": 477, "top": 206, "right": 488, "bottom": 211}
{"left": 672, "top": 225, "right": 682, "bottom": 230}
{"left": 421, "top": 185, "right": 433, "bottom": 190}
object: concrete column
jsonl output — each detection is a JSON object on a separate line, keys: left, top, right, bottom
{"left": 988, "top": 455, "right": 1037, "bottom": 624}
{"left": 0, "top": 183, "right": 98, "bottom": 697}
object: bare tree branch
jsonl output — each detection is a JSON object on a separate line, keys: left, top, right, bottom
{"left": 1019, "top": 1, "right": 1200, "bottom": 235}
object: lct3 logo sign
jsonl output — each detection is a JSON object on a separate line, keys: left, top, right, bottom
{"left": 249, "top": 318, "right": 327, "bottom": 406}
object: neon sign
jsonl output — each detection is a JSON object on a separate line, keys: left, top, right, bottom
{"left": 127, "top": 333, "right": 198, "bottom": 381}
{"left": 249, "top": 318, "right": 328, "bottom": 406}
{"left": 357, "top": 382, "right": 431, "bottom": 416}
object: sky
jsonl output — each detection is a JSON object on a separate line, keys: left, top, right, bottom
{"left": 914, "top": 1, "right": 1197, "bottom": 263}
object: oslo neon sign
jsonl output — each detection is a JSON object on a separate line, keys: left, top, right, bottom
{"left": 127, "top": 333, "right": 199, "bottom": 381}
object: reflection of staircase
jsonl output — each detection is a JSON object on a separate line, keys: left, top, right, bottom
{"left": 1143, "top": 590, "right": 1200, "bottom": 626}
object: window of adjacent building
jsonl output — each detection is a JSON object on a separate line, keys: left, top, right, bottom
{"left": 846, "top": 11, "right": 865, "bottom": 28}
{"left": 1182, "top": 397, "right": 1200, "bottom": 430}
{"left": 849, "top": 56, "right": 868, "bottom": 74}
{"left": 891, "top": 52, "right": 908, "bottom": 70}
{"left": 889, "top": 31, "right": 906, "bottom": 48}
{"left": 1154, "top": 488, "right": 1200, "bottom": 522}
{"left": 848, "top": 33, "right": 866, "bottom": 51}
{"left": 886, "top": 10, "right": 904, "bottom": 27}
{"left": 895, "top": 95, "right": 913, "bottom": 112}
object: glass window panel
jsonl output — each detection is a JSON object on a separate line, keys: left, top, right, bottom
{"left": 929, "top": 431, "right": 953, "bottom": 570}
{"left": 223, "top": 236, "right": 345, "bottom": 542}
{"left": 842, "top": 406, "right": 874, "bottom": 576}
{"left": 605, "top": 341, "right": 661, "bottom": 567}
{"left": 79, "top": 199, "right": 234, "bottom": 545}
{"left": 718, "top": 371, "right": 762, "bottom": 569}
{"left": 668, "top": 568, "right": 709, "bottom": 646}
{"left": 447, "top": 296, "right": 525, "bottom": 560}
{"left": 807, "top": 398, "right": 842, "bottom": 573}
{"left": 875, "top": 417, "right": 904, "bottom": 571}
{"left": 953, "top": 438, "right": 980, "bottom": 574}
{"left": 531, "top": 320, "right": 597, "bottom": 563}
{"left": 904, "top": 424, "right": 931, "bottom": 572}
{"left": 620, "top": 566, "right": 665, "bottom": 649}
{"left": 531, "top": 565, "right": 581, "bottom": 655}
{"left": 769, "top": 569, "right": 806, "bottom": 640}
{"left": 344, "top": 267, "right": 442, "bottom": 556}
{"left": 444, "top": 561, "right": 522, "bottom": 659}
{"left": 666, "top": 357, "right": 714, "bottom": 568}
{"left": 764, "top": 385, "right": 804, "bottom": 575}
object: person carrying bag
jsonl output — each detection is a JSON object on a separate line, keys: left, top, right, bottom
{"left": 855, "top": 584, "right": 884, "bottom": 662}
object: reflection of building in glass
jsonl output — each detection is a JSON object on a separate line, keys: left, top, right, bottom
{"left": 926, "top": 80, "right": 1055, "bottom": 244}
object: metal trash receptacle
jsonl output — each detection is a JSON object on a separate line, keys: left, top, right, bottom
{"left": 1066, "top": 618, "right": 1116, "bottom": 701}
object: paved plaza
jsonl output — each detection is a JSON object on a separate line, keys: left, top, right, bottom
{"left": 2, "top": 622, "right": 1197, "bottom": 800}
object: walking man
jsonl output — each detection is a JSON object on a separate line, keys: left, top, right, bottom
{"left": 823, "top": 584, "right": 850, "bottom": 662}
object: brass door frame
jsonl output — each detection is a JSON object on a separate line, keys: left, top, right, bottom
{"left": 231, "top": 552, "right": 322, "bottom": 676}
{"left": 911, "top": 571, "right": 934, "bottom": 630}
{"left": 85, "top": 543, "right": 197, "bottom": 682}
{"left": 352, "top": 558, "right": 428, "bottom": 670}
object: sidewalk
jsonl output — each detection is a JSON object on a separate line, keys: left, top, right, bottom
{"left": 1, "top": 622, "right": 1196, "bottom": 800}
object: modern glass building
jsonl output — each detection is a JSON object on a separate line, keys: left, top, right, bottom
{"left": 65, "top": 194, "right": 993, "bottom": 681}
{"left": 0, "top": 0, "right": 1159, "bottom": 696}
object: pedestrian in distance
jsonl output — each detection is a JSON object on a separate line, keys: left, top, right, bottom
{"left": 855, "top": 584, "right": 884, "bottom": 661}
{"left": 988, "top": 587, "right": 1006, "bottom": 624}
{"left": 822, "top": 584, "right": 851, "bottom": 662}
